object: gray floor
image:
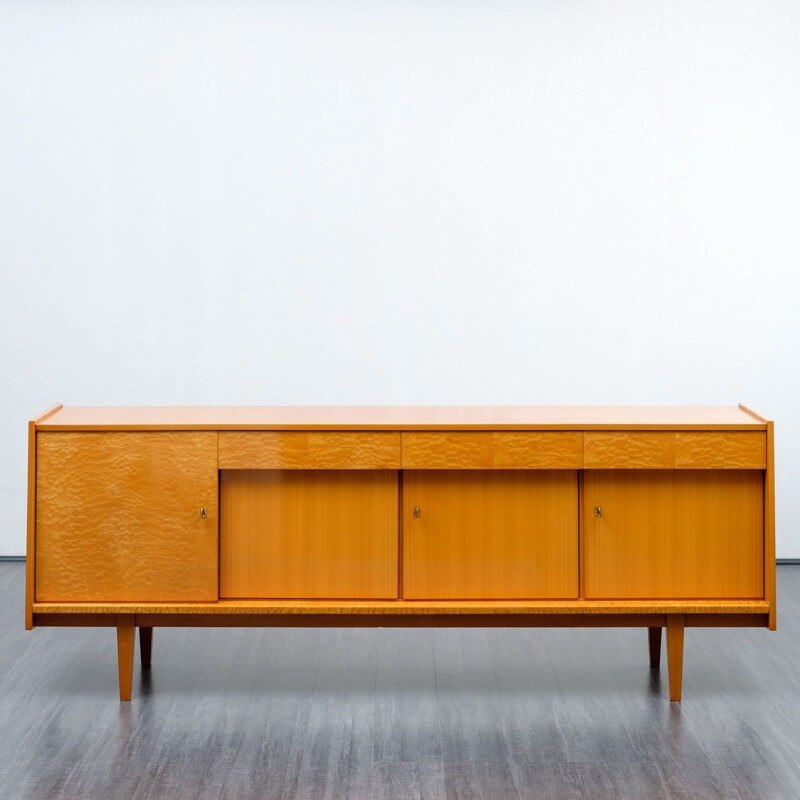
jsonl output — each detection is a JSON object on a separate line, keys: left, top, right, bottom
{"left": 1, "top": 564, "right": 799, "bottom": 800}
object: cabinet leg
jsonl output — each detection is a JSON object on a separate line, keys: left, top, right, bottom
{"left": 648, "top": 626, "right": 662, "bottom": 668}
{"left": 666, "top": 614, "right": 685, "bottom": 702}
{"left": 139, "top": 626, "right": 153, "bottom": 668}
{"left": 116, "top": 615, "right": 135, "bottom": 701}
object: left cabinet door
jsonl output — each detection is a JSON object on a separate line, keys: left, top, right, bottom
{"left": 35, "top": 432, "right": 218, "bottom": 602}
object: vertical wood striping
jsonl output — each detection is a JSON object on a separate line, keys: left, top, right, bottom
{"left": 766, "top": 420, "right": 776, "bottom": 630}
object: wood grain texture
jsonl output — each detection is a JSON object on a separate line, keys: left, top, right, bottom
{"left": 401, "top": 432, "right": 583, "bottom": 468}
{"left": 585, "top": 432, "right": 677, "bottom": 468}
{"left": 398, "top": 468, "right": 404, "bottom": 598}
{"left": 38, "top": 404, "right": 766, "bottom": 431}
{"left": 766, "top": 420, "right": 776, "bottom": 629}
{"left": 220, "top": 469, "right": 398, "bottom": 599}
{"left": 31, "top": 598, "right": 769, "bottom": 615}
{"left": 584, "top": 431, "right": 766, "bottom": 468}
{"left": 578, "top": 470, "right": 586, "bottom": 598}
{"left": 667, "top": 614, "right": 685, "bottom": 701}
{"left": 585, "top": 470, "right": 764, "bottom": 599}
{"left": 674, "top": 432, "right": 766, "bottom": 468}
{"left": 74, "top": 613, "right": 681, "bottom": 629}
{"left": 95, "top": 613, "right": 658, "bottom": 629}
{"left": 35, "top": 432, "right": 219, "bottom": 602}
{"left": 403, "top": 470, "right": 578, "bottom": 599}
{"left": 116, "top": 614, "right": 135, "bottom": 701}
{"left": 26, "top": 405, "right": 62, "bottom": 630}
{"left": 218, "top": 431, "right": 400, "bottom": 469}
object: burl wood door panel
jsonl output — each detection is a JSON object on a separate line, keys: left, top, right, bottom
{"left": 220, "top": 469, "right": 398, "bottom": 599}
{"left": 35, "top": 432, "right": 218, "bottom": 602}
{"left": 403, "top": 470, "right": 579, "bottom": 599}
{"left": 585, "top": 470, "right": 764, "bottom": 599}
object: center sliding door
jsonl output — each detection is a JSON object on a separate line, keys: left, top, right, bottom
{"left": 402, "top": 470, "right": 579, "bottom": 599}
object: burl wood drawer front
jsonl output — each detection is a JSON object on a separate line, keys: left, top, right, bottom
{"left": 220, "top": 469, "right": 398, "bottom": 598}
{"left": 403, "top": 470, "right": 579, "bottom": 599}
{"left": 585, "top": 470, "right": 764, "bottom": 599}
{"left": 401, "top": 432, "right": 583, "bottom": 469}
{"left": 35, "top": 432, "right": 218, "bottom": 602}
{"left": 218, "top": 432, "right": 401, "bottom": 469}
{"left": 584, "top": 432, "right": 766, "bottom": 469}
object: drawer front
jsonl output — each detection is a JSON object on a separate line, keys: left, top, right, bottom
{"left": 584, "top": 432, "right": 766, "bottom": 469}
{"left": 403, "top": 469, "right": 579, "bottom": 599}
{"left": 584, "top": 469, "right": 764, "bottom": 599}
{"left": 402, "top": 432, "right": 583, "bottom": 469}
{"left": 218, "top": 432, "right": 401, "bottom": 469}
{"left": 36, "top": 432, "right": 218, "bottom": 602}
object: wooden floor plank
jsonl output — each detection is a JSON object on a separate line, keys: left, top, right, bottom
{"left": 2, "top": 563, "right": 800, "bottom": 799}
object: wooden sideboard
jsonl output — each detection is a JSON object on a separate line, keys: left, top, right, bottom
{"left": 26, "top": 404, "right": 776, "bottom": 701}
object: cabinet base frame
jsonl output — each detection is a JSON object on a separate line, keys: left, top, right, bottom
{"left": 33, "top": 612, "right": 769, "bottom": 628}
{"left": 32, "top": 611, "right": 768, "bottom": 704}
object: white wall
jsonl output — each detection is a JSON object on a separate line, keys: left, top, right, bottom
{"left": 1, "top": 0, "right": 798, "bottom": 557}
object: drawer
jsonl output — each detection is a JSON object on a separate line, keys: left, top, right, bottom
{"left": 401, "top": 432, "right": 583, "bottom": 469}
{"left": 218, "top": 431, "right": 401, "bottom": 469}
{"left": 583, "top": 432, "right": 766, "bottom": 469}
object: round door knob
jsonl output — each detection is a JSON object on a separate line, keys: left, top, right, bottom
{"left": 413, "top": 506, "right": 421, "bottom": 518}
{"left": 594, "top": 506, "right": 602, "bottom": 518}
{"left": 200, "top": 507, "right": 208, "bottom": 519}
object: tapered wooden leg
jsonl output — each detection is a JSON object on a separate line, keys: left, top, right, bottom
{"left": 139, "top": 626, "right": 153, "bottom": 668}
{"left": 666, "top": 614, "right": 685, "bottom": 702}
{"left": 116, "top": 614, "right": 135, "bottom": 701}
{"left": 648, "top": 626, "right": 662, "bottom": 668}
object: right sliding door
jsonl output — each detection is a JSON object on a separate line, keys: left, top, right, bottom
{"left": 584, "top": 469, "right": 764, "bottom": 599}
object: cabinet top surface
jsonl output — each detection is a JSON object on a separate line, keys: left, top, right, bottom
{"left": 35, "top": 405, "right": 767, "bottom": 430}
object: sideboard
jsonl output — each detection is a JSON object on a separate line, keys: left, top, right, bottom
{"left": 26, "top": 404, "right": 775, "bottom": 701}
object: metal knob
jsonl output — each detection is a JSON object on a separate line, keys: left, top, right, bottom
{"left": 594, "top": 506, "right": 602, "bottom": 518}
{"left": 200, "top": 508, "right": 207, "bottom": 519}
{"left": 413, "top": 506, "right": 421, "bottom": 518}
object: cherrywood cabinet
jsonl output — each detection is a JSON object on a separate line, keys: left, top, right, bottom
{"left": 26, "top": 404, "right": 775, "bottom": 702}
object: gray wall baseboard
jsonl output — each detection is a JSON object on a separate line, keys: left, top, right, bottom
{"left": 0, "top": 556, "right": 25, "bottom": 562}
